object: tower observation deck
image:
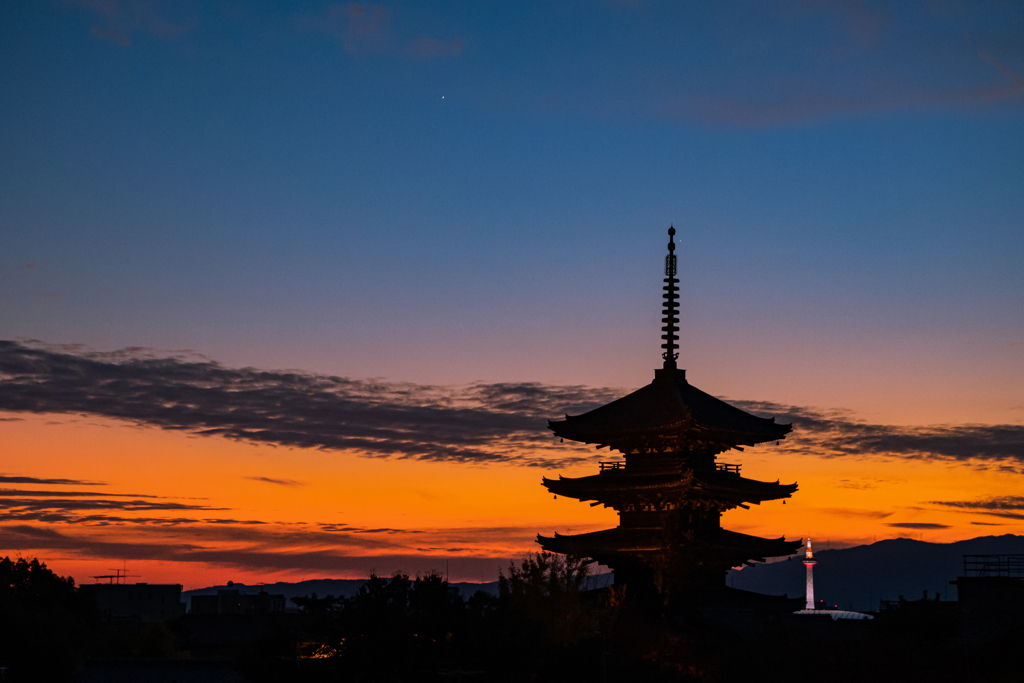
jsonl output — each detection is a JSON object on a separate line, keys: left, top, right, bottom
{"left": 538, "top": 227, "right": 801, "bottom": 599}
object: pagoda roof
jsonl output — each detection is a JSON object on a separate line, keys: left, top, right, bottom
{"left": 543, "top": 469, "right": 797, "bottom": 505}
{"left": 548, "top": 368, "right": 790, "bottom": 450}
{"left": 537, "top": 526, "right": 800, "bottom": 561}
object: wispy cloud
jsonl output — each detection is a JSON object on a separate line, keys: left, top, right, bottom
{"left": 246, "top": 477, "right": 305, "bottom": 488}
{"left": 0, "top": 475, "right": 105, "bottom": 486}
{"left": 0, "top": 466, "right": 597, "bottom": 575}
{"left": 0, "top": 340, "right": 609, "bottom": 467}
{"left": 0, "top": 518, "right": 561, "bottom": 575}
{"left": 667, "top": 78, "right": 1023, "bottom": 129}
{"left": 644, "top": 1, "right": 1024, "bottom": 126}
{"left": 320, "top": 523, "right": 423, "bottom": 535}
{"left": 0, "top": 495, "right": 226, "bottom": 517}
{"left": 833, "top": 477, "right": 901, "bottom": 490}
{"left": 0, "top": 488, "right": 181, "bottom": 498}
{"left": 931, "top": 496, "right": 1024, "bottom": 521}
{"left": 817, "top": 508, "right": 892, "bottom": 520}
{"left": 0, "top": 483, "right": 239, "bottom": 526}
{"left": 885, "top": 522, "right": 951, "bottom": 529}
{"left": 69, "top": 0, "right": 195, "bottom": 46}
{"left": 297, "top": 3, "right": 392, "bottom": 54}
{"left": 297, "top": 4, "right": 463, "bottom": 61}
{"left": 3, "top": 341, "right": 1023, "bottom": 470}
{"left": 0, "top": 523, "right": 512, "bottom": 576}
{"left": 732, "top": 399, "right": 1024, "bottom": 469}
{"left": 978, "top": 50, "right": 1024, "bottom": 90}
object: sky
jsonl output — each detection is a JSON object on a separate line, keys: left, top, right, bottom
{"left": 1, "top": 0, "right": 1023, "bottom": 589}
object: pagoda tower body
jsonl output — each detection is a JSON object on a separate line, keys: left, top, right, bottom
{"left": 538, "top": 227, "right": 801, "bottom": 597}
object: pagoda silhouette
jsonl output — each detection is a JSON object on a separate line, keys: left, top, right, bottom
{"left": 538, "top": 227, "right": 801, "bottom": 599}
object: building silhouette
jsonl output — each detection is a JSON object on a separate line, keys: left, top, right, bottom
{"left": 539, "top": 227, "right": 800, "bottom": 597}
{"left": 952, "top": 554, "right": 1024, "bottom": 641}
{"left": 190, "top": 588, "right": 287, "bottom": 615}
{"left": 79, "top": 582, "right": 186, "bottom": 623}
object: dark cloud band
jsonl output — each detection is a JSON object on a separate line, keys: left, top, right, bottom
{"left": 0, "top": 475, "right": 105, "bottom": 486}
{"left": 0, "top": 521, "right": 550, "bottom": 576}
{"left": 1, "top": 341, "right": 1022, "bottom": 468}
{"left": 734, "top": 400, "right": 1024, "bottom": 468}
{"left": 0, "top": 341, "right": 609, "bottom": 466}
{"left": 246, "top": 477, "right": 305, "bottom": 487}
{"left": 931, "top": 496, "right": 1024, "bottom": 520}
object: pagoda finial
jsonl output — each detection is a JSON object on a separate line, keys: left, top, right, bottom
{"left": 661, "top": 225, "right": 679, "bottom": 370}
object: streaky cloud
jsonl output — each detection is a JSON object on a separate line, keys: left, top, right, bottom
{"left": 0, "top": 475, "right": 106, "bottom": 486}
{"left": 0, "top": 497, "right": 227, "bottom": 514}
{"left": 932, "top": 495, "right": 1024, "bottom": 511}
{"left": 817, "top": 508, "right": 892, "bottom": 520}
{"left": 2, "top": 341, "right": 1023, "bottom": 469}
{"left": 0, "top": 521, "right": 546, "bottom": 573}
{"left": 931, "top": 496, "right": 1024, "bottom": 521}
{"left": 0, "top": 488, "right": 181, "bottom": 499}
{"left": 0, "top": 341, "right": 608, "bottom": 467}
{"left": 246, "top": 476, "right": 305, "bottom": 488}
{"left": 732, "top": 400, "right": 1024, "bottom": 468}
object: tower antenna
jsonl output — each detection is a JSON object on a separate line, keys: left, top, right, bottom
{"left": 661, "top": 226, "right": 679, "bottom": 370}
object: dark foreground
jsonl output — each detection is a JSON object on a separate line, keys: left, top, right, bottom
{"left": 66, "top": 602, "right": 1024, "bottom": 683}
{"left": 4, "top": 556, "right": 1022, "bottom": 683}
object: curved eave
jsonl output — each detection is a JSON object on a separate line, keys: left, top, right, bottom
{"left": 697, "top": 475, "right": 798, "bottom": 502}
{"left": 547, "top": 373, "right": 793, "bottom": 449}
{"left": 548, "top": 420, "right": 791, "bottom": 450}
{"left": 537, "top": 527, "right": 801, "bottom": 559}
{"left": 543, "top": 472, "right": 798, "bottom": 504}
{"left": 536, "top": 531, "right": 660, "bottom": 556}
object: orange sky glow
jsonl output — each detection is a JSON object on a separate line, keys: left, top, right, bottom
{"left": 3, "top": 389, "right": 1021, "bottom": 588}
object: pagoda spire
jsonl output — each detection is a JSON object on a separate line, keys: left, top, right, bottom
{"left": 661, "top": 226, "right": 679, "bottom": 370}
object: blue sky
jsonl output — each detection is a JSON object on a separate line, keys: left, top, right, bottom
{"left": 2, "top": 0, "right": 1022, "bottom": 417}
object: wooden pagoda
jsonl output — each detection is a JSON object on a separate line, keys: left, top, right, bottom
{"left": 538, "top": 227, "right": 800, "bottom": 596}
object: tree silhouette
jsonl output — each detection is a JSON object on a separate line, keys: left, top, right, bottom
{"left": 0, "top": 557, "right": 97, "bottom": 682}
{"left": 499, "top": 552, "right": 593, "bottom": 647}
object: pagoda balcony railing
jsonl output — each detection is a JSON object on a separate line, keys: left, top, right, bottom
{"left": 715, "top": 463, "right": 741, "bottom": 476}
{"left": 599, "top": 461, "right": 625, "bottom": 473}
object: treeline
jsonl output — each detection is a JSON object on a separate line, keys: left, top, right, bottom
{"left": 12, "top": 552, "right": 1016, "bottom": 682}
{"left": 280, "top": 553, "right": 624, "bottom": 680}
{"left": 0, "top": 554, "right": 701, "bottom": 682}
{"left": 0, "top": 557, "right": 98, "bottom": 682}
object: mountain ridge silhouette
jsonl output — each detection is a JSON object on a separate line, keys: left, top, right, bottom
{"left": 728, "top": 534, "right": 1024, "bottom": 611}
{"left": 178, "top": 536, "right": 1024, "bottom": 613}
{"left": 180, "top": 573, "right": 616, "bottom": 610}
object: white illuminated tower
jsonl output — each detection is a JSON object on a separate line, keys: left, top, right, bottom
{"left": 793, "top": 538, "right": 873, "bottom": 620}
{"left": 803, "top": 538, "right": 816, "bottom": 610}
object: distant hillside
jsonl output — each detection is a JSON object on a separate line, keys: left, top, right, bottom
{"left": 181, "top": 536, "right": 1024, "bottom": 613}
{"left": 727, "top": 534, "right": 1024, "bottom": 612}
{"left": 182, "top": 573, "right": 615, "bottom": 610}
{"left": 182, "top": 579, "right": 497, "bottom": 609}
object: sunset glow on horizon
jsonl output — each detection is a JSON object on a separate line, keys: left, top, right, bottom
{"left": 2, "top": 0, "right": 1023, "bottom": 589}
